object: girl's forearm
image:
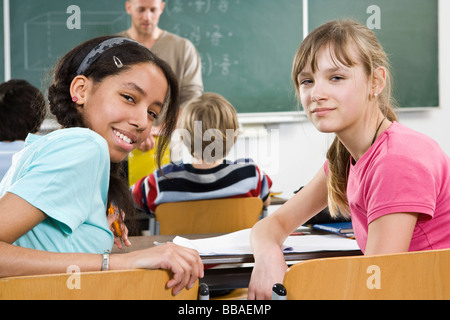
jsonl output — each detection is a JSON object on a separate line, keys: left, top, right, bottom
{"left": 0, "top": 241, "right": 104, "bottom": 278}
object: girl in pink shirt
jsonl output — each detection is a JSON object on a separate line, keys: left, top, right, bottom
{"left": 248, "top": 19, "right": 450, "bottom": 299}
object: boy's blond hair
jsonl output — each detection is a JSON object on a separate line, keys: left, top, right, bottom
{"left": 178, "top": 92, "right": 239, "bottom": 161}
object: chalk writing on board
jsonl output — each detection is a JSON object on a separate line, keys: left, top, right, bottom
{"left": 165, "top": 0, "right": 237, "bottom": 16}
{"left": 201, "top": 53, "right": 239, "bottom": 77}
{"left": 163, "top": 0, "right": 246, "bottom": 78}
{"left": 172, "top": 23, "right": 232, "bottom": 47}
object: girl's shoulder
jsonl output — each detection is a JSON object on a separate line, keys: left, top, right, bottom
{"left": 44, "top": 127, "right": 106, "bottom": 144}
{"left": 386, "top": 122, "right": 435, "bottom": 143}
{"left": 365, "top": 122, "right": 449, "bottom": 176}
{"left": 27, "top": 128, "right": 109, "bottom": 164}
{"left": 34, "top": 128, "right": 107, "bottom": 151}
{"left": 383, "top": 122, "right": 443, "bottom": 156}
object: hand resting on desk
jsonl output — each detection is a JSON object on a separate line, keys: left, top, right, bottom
{"left": 248, "top": 246, "right": 288, "bottom": 300}
{"left": 111, "top": 242, "right": 204, "bottom": 296}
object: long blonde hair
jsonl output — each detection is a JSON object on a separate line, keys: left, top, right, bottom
{"left": 292, "top": 19, "right": 398, "bottom": 217}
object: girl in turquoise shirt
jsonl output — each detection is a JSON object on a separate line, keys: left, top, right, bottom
{"left": 0, "top": 36, "right": 203, "bottom": 295}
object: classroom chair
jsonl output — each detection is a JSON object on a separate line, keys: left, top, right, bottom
{"left": 0, "top": 269, "right": 201, "bottom": 300}
{"left": 153, "top": 197, "right": 264, "bottom": 235}
{"left": 278, "top": 248, "right": 450, "bottom": 300}
{"left": 153, "top": 197, "right": 263, "bottom": 300}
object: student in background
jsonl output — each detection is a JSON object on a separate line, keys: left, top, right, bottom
{"left": 120, "top": 0, "right": 203, "bottom": 151}
{"left": 0, "top": 79, "right": 46, "bottom": 181}
{"left": 248, "top": 19, "right": 450, "bottom": 299}
{"left": 0, "top": 36, "right": 203, "bottom": 295}
{"left": 131, "top": 92, "right": 272, "bottom": 214}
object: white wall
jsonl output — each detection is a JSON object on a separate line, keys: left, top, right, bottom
{"left": 234, "top": 0, "right": 450, "bottom": 199}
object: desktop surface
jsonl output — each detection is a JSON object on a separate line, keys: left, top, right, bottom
{"left": 112, "top": 232, "right": 362, "bottom": 291}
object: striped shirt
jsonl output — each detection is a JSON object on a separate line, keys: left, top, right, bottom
{"left": 131, "top": 159, "right": 272, "bottom": 213}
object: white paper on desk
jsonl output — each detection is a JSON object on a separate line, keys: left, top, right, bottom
{"left": 173, "top": 228, "right": 360, "bottom": 256}
{"left": 173, "top": 229, "right": 253, "bottom": 255}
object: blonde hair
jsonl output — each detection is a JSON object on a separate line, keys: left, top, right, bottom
{"left": 292, "top": 19, "right": 398, "bottom": 217}
{"left": 179, "top": 92, "right": 239, "bottom": 161}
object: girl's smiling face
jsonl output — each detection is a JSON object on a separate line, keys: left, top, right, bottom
{"left": 72, "top": 62, "right": 168, "bottom": 163}
{"left": 297, "top": 45, "right": 372, "bottom": 135}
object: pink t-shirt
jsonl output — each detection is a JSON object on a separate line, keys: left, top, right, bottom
{"left": 337, "top": 122, "right": 450, "bottom": 253}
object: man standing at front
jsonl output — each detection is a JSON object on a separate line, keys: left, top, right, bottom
{"left": 119, "top": 0, "right": 203, "bottom": 151}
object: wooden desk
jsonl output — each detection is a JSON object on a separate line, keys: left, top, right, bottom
{"left": 112, "top": 233, "right": 362, "bottom": 292}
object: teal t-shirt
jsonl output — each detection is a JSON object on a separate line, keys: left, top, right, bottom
{"left": 0, "top": 140, "right": 25, "bottom": 181}
{"left": 0, "top": 128, "right": 114, "bottom": 253}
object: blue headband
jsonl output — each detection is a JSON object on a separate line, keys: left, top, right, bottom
{"left": 76, "top": 37, "right": 140, "bottom": 75}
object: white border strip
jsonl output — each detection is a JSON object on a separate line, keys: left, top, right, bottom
{"left": 238, "top": 111, "right": 307, "bottom": 125}
{"left": 237, "top": 107, "right": 436, "bottom": 125}
{"left": 303, "top": 0, "right": 308, "bottom": 39}
{"left": 3, "top": 0, "right": 11, "bottom": 80}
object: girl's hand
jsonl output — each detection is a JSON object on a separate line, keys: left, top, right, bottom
{"left": 121, "top": 243, "right": 204, "bottom": 296}
{"left": 248, "top": 249, "right": 288, "bottom": 300}
{"left": 137, "top": 126, "right": 161, "bottom": 152}
{"left": 112, "top": 224, "right": 131, "bottom": 250}
{"left": 107, "top": 208, "right": 131, "bottom": 250}
{"left": 137, "top": 133, "right": 156, "bottom": 152}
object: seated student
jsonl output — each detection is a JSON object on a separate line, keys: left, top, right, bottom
{"left": 248, "top": 19, "right": 450, "bottom": 299}
{"left": 0, "top": 36, "right": 203, "bottom": 295}
{"left": 131, "top": 92, "right": 272, "bottom": 214}
{"left": 0, "top": 79, "right": 46, "bottom": 181}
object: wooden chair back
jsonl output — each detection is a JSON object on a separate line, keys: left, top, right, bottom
{"left": 0, "top": 269, "right": 198, "bottom": 300}
{"left": 154, "top": 197, "right": 263, "bottom": 235}
{"left": 282, "top": 249, "right": 450, "bottom": 299}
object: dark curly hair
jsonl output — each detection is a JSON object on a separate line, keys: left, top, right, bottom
{"left": 0, "top": 79, "right": 46, "bottom": 141}
{"left": 47, "top": 35, "right": 180, "bottom": 230}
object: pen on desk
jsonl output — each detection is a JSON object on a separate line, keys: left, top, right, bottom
{"left": 289, "top": 231, "right": 311, "bottom": 236}
{"left": 108, "top": 204, "right": 122, "bottom": 238}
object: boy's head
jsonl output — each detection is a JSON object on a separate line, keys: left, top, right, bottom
{"left": 0, "top": 79, "right": 46, "bottom": 141}
{"left": 179, "top": 92, "right": 239, "bottom": 163}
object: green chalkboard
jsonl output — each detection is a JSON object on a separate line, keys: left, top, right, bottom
{"left": 309, "top": 0, "right": 439, "bottom": 109}
{"left": 2, "top": 0, "right": 439, "bottom": 114}
{"left": 160, "top": 0, "right": 439, "bottom": 110}
{"left": 8, "top": 0, "right": 129, "bottom": 91}
{"left": 159, "top": 0, "right": 302, "bottom": 113}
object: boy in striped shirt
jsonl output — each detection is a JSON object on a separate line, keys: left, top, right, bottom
{"left": 131, "top": 92, "right": 272, "bottom": 214}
